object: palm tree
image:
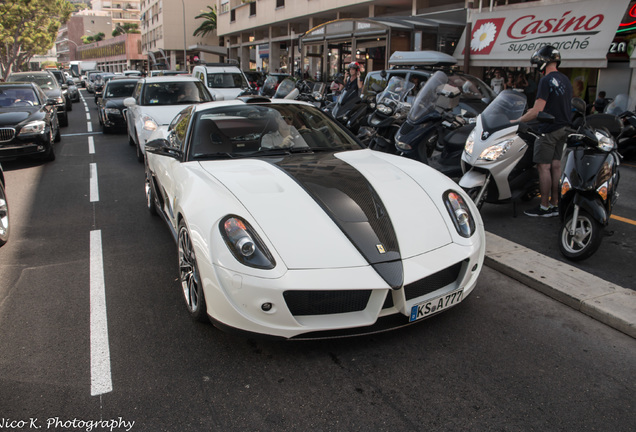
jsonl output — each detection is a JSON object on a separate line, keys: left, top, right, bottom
{"left": 193, "top": 5, "right": 216, "bottom": 37}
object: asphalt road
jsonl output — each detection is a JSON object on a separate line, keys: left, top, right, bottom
{"left": 0, "top": 91, "right": 634, "bottom": 431}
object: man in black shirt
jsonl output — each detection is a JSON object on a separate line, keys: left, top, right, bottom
{"left": 516, "top": 45, "right": 572, "bottom": 217}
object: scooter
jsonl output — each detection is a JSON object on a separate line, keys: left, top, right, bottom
{"left": 557, "top": 97, "right": 629, "bottom": 261}
{"left": 359, "top": 75, "right": 414, "bottom": 153}
{"left": 394, "top": 70, "right": 475, "bottom": 179}
{"left": 459, "top": 90, "right": 544, "bottom": 213}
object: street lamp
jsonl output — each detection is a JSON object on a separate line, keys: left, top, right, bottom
{"left": 180, "top": 0, "right": 187, "bottom": 71}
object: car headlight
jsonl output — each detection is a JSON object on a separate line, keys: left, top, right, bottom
{"left": 479, "top": 138, "right": 514, "bottom": 161}
{"left": 18, "top": 120, "right": 46, "bottom": 136}
{"left": 443, "top": 190, "right": 476, "bottom": 238}
{"left": 595, "top": 130, "right": 615, "bottom": 152}
{"left": 142, "top": 115, "right": 158, "bottom": 131}
{"left": 221, "top": 216, "right": 275, "bottom": 269}
{"left": 464, "top": 129, "right": 475, "bottom": 155}
{"left": 105, "top": 108, "right": 121, "bottom": 116}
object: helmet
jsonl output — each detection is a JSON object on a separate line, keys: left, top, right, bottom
{"left": 347, "top": 62, "right": 360, "bottom": 71}
{"left": 531, "top": 45, "right": 561, "bottom": 71}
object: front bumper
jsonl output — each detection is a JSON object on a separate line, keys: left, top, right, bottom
{"left": 200, "top": 235, "right": 485, "bottom": 339}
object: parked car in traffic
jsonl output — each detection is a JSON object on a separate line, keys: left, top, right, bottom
{"left": 0, "top": 163, "right": 8, "bottom": 247}
{"left": 46, "top": 69, "right": 73, "bottom": 111}
{"left": 65, "top": 78, "right": 81, "bottom": 103}
{"left": 124, "top": 76, "right": 213, "bottom": 162}
{"left": 97, "top": 77, "right": 139, "bottom": 133}
{"left": 94, "top": 73, "right": 116, "bottom": 103}
{"left": 192, "top": 63, "right": 251, "bottom": 100}
{"left": 0, "top": 82, "right": 60, "bottom": 161}
{"left": 143, "top": 97, "right": 486, "bottom": 339}
{"left": 6, "top": 71, "right": 68, "bottom": 127}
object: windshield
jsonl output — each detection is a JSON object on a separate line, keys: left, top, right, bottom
{"left": 206, "top": 72, "right": 247, "bottom": 89}
{"left": 480, "top": 90, "right": 527, "bottom": 131}
{"left": 408, "top": 71, "right": 449, "bottom": 122}
{"left": 142, "top": 81, "right": 213, "bottom": 105}
{"left": 377, "top": 76, "right": 414, "bottom": 108}
{"left": 605, "top": 93, "right": 633, "bottom": 115}
{"left": 188, "top": 104, "right": 362, "bottom": 160}
{"left": 8, "top": 74, "right": 59, "bottom": 90}
{"left": 273, "top": 78, "right": 296, "bottom": 98}
{"left": 104, "top": 81, "right": 137, "bottom": 98}
{"left": 0, "top": 86, "right": 40, "bottom": 107}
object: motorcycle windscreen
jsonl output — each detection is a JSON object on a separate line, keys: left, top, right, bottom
{"left": 480, "top": 90, "right": 527, "bottom": 133}
{"left": 408, "top": 71, "right": 448, "bottom": 123}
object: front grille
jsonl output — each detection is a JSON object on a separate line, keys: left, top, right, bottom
{"left": 404, "top": 261, "right": 463, "bottom": 301}
{"left": 283, "top": 290, "right": 372, "bottom": 316}
{"left": 0, "top": 128, "right": 16, "bottom": 142}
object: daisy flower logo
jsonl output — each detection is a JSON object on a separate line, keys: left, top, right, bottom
{"left": 469, "top": 18, "right": 505, "bottom": 55}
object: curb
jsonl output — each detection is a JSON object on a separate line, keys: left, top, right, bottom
{"left": 483, "top": 232, "right": 636, "bottom": 339}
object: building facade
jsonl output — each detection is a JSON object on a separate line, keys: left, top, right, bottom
{"left": 140, "top": 0, "right": 224, "bottom": 72}
{"left": 217, "top": 0, "right": 636, "bottom": 105}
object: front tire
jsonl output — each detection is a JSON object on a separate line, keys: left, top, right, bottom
{"left": 178, "top": 220, "right": 208, "bottom": 322}
{"left": 466, "top": 186, "right": 486, "bottom": 210}
{"left": 0, "top": 180, "right": 9, "bottom": 247}
{"left": 558, "top": 209, "right": 603, "bottom": 261}
{"left": 145, "top": 170, "right": 158, "bottom": 215}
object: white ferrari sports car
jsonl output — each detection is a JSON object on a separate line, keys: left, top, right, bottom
{"left": 144, "top": 97, "right": 485, "bottom": 339}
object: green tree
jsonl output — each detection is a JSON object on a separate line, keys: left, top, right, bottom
{"left": 0, "top": 0, "right": 73, "bottom": 79}
{"left": 112, "top": 23, "right": 140, "bottom": 37}
{"left": 193, "top": 5, "right": 217, "bottom": 37}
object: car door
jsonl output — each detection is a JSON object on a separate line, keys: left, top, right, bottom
{"left": 151, "top": 107, "right": 193, "bottom": 227}
{"left": 125, "top": 81, "right": 143, "bottom": 141}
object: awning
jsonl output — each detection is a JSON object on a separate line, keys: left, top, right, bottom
{"left": 300, "top": 15, "right": 464, "bottom": 48}
{"left": 188, "top": 43, "right": 228, "bottom": 57}
{"left": 453, "top": 0, "right": 631, "bottom": 69}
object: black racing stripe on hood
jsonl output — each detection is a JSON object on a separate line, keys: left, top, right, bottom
{"left": 271, "top": 152, "right": 403, "bottom": 290}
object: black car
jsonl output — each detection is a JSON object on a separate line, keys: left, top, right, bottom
{"left": 0, "top": 162, "right": 8, "bottom": 247}
{"left": 47, "top": 69, "right": 73, "bottom": 111}
{"left": 94, "top": 73, "right": 117, "bottom": 104}
{"left": 0, "top": 82, "right": 60, "bottom": 161}
{"left": 97, "top": 77, "right": 139, "bottom": 133}
{"left": 7, "top": 71, "right": 69, "bottom": 127}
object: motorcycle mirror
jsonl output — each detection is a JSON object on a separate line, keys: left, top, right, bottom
{"left": 380, "top": 70, "right": 387, "bottom": 78}
{"left": 571, "top": 97, "right": 586, "bottom": 115}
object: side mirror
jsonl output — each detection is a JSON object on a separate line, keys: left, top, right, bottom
{"left": 145, "top": 138, "right": 182, "bottom": 159}
{"left": 46, "top": 99, "right": 56, "bottom": 106}
{"left": 123, "top": 97, "right": 136, "bottom": 107}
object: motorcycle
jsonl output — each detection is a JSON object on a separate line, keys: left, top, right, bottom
{"left": 601, "top": 94, "right": 636, "bottom": 159}
{"left": 557, "top": 97, "right": 630, "bottom": 261}
{"left": 297, "top": 81, "right": 328, "bottom": 108}
{"left": 394, "top": 70, "right": 475, "bottom": 179}
{"left": 359, "top": 75, "right": 414, "bottom": 153}
{"left": 459, "top": 90, "right": 545, "bottom": 213}
{"left": 272, "top": 77, "right": 300, "bottom": 99}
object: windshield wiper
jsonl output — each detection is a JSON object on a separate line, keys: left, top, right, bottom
{"left": 192, "top": 152, "right": 235, "bottom": 159}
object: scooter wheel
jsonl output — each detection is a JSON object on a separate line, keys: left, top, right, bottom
{"left": 558, "top": 209, "right": 603, "bottom": 261}
{"left": 466, "top": 187, "right": 486, "bottom": 210}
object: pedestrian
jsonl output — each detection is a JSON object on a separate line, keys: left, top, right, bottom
{"left": 344, "top": 62, "right": 363, "bottom": 94}
{"left": 593, "top": 91, "right": 609, "bottom": 113}
{"left": 514, "top": 45, "right": 573, "bottom": 218}
{"left": 490, "top": 69, "right": 505, "bottom": 95}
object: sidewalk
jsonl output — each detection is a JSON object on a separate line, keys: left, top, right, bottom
{"left": 484, "top": 232, "right": 636, "bottom": 339}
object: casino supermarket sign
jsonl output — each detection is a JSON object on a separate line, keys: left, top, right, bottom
{"left": 454, "top": 0, "right": 632, "bottom": 67}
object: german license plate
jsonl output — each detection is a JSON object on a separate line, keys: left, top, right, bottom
{"left": 409, "top": 289, "right": 464, "bottom": 322}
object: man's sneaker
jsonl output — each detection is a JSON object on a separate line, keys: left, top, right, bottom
{"left": 548, "top": 205, "right": 559, "bottom": 216}
{"left": 524, "top": 205, "right": 557, "bottom": 217}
